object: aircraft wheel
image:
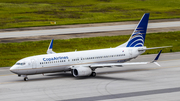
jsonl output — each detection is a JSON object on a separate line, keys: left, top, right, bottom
{"left": 91, "top": 72, "right": 96, "bottom": 77}
{"left": 24, "top": 77, "right": 28, "bottom": 81}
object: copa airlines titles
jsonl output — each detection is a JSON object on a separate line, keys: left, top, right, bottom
{"left": 43, "top": 56, "right": 68, "bottom": 61}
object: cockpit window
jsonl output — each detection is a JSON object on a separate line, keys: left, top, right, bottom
{"left": 16, "top": 63, "right": 25, "bottom": 65}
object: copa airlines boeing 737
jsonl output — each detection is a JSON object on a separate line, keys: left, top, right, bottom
{"left": 10, "top": 13, "right": 170, "bottom": 81}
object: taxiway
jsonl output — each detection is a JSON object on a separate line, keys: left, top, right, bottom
{"left": 0, "top": 52, "right": 180, "bottom": 101}
{"left": 1, "top": 21, "right": 180, "bottom": 38}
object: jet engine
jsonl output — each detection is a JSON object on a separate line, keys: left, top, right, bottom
{"left": 72, "top": 66, "right": 92, "bottom": 77}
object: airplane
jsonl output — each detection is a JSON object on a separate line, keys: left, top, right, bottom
{"left": 10, "top": 13, "right": 170, "bottom": 81}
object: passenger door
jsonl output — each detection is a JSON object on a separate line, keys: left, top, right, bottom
{"left": 31, "top": 59, "right": 37, "bottom": 69}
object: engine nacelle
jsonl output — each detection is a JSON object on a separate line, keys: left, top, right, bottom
{"left": 72, "top": 66, "right": 92, "bottom": 77}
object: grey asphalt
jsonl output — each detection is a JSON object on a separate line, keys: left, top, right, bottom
{"left": 0, "top": 52, "right": 180, "bottom": 101}
{"left": 1, "top": 21, "right": 180, "bottom": 38}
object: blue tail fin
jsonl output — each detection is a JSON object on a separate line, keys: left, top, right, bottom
{"left": 126, "top": 13, "right": 149, "bottom": 47}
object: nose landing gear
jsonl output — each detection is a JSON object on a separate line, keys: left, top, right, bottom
{"left": 20, "top": 75, "right": 28, "bottom": 81}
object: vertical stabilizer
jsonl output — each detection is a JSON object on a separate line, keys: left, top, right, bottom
{"left": 117, "top": 13, "right": 149, "bottom": 48}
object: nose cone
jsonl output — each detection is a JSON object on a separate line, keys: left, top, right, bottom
{"left": 10, "top": 65, "right": 19, "bottom": 74}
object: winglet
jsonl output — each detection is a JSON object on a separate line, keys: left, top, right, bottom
{"left": 154, "top": 50, "right": 162, "bottom": 61}
{"left": 151, "top": 50, "right": 162, "bottom": 66}
{"left": 47, "top": 39, "right": 56, "bottom": 54}
{"left": 49, "top": 39, "right": 54, "bottom": 49}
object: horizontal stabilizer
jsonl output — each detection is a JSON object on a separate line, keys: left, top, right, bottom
{"left": 138, "top": 46, "right": 172, "bottom": 51}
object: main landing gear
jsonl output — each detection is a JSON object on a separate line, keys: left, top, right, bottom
{"left": 24, "top": 77, "right": 28, "bottom": 81}
{"left": 91, "top": 72, "right": 96, "bottom": 77}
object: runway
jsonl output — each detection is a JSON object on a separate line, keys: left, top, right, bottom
{"left": 0, "top": 52, "right": 180, "bottom": 101}
{"left": 1, "top": 21, "right": 180, "bottom": 38}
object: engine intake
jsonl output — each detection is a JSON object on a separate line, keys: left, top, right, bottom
{"left": 72, "top": 66, "right": 92, "bottom": 77}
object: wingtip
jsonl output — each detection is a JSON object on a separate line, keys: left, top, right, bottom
{"left": 151, "top": 50, "right": 162, "bottom": 66}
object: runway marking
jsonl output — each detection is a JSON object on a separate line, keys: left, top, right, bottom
{"left": 0, "top": 74, "right": 15, "bottom": 76}
{"left": 154, "top": 65, "right": 180, "bottom": 69}
{"left": 159, "top": 59, "right": 180, "bottom": 62}
{"left": 60, "top": 87, "right": 180, "bottom": 101}
{"left": 0, "top": 81, "right": 23, "bottom": 85}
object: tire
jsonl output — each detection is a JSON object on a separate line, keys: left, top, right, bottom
{"left": 91, "top": 72, "right": 96, "bottom": 77}
{"left": 24, "top": 77, "right": 28, "bottom": 81}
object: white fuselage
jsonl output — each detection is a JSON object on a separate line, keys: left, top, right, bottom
{"left": 10, "top": 47, "right": 144, "bottom": 75}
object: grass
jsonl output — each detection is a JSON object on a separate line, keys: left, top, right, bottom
{"left": 0, "top": 31, "right": 179, "bottom": 67}
{"left": 0, "top": 0, "right": 180, "bottom": 28}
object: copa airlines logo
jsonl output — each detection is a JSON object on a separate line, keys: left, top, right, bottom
{"left": 126, "top": 29, "right": 145, "bottom": 47}
{"left": 43, "top": 56, "right": 68, "bottom": 61}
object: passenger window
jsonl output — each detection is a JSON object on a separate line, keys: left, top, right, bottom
{"left": 16, "top": 63, "right": 25, "bottom": 65}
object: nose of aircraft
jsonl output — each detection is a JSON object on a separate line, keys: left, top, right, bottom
{"left": 10, "top": 65, "right": 19, "bottom": 74}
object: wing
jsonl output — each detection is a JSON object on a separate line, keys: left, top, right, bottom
{"left": 90, "top": 50, "right": 162, "bottom": 68}
{"left": 90, "top": 62, "right": 149, "bottom": 67}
